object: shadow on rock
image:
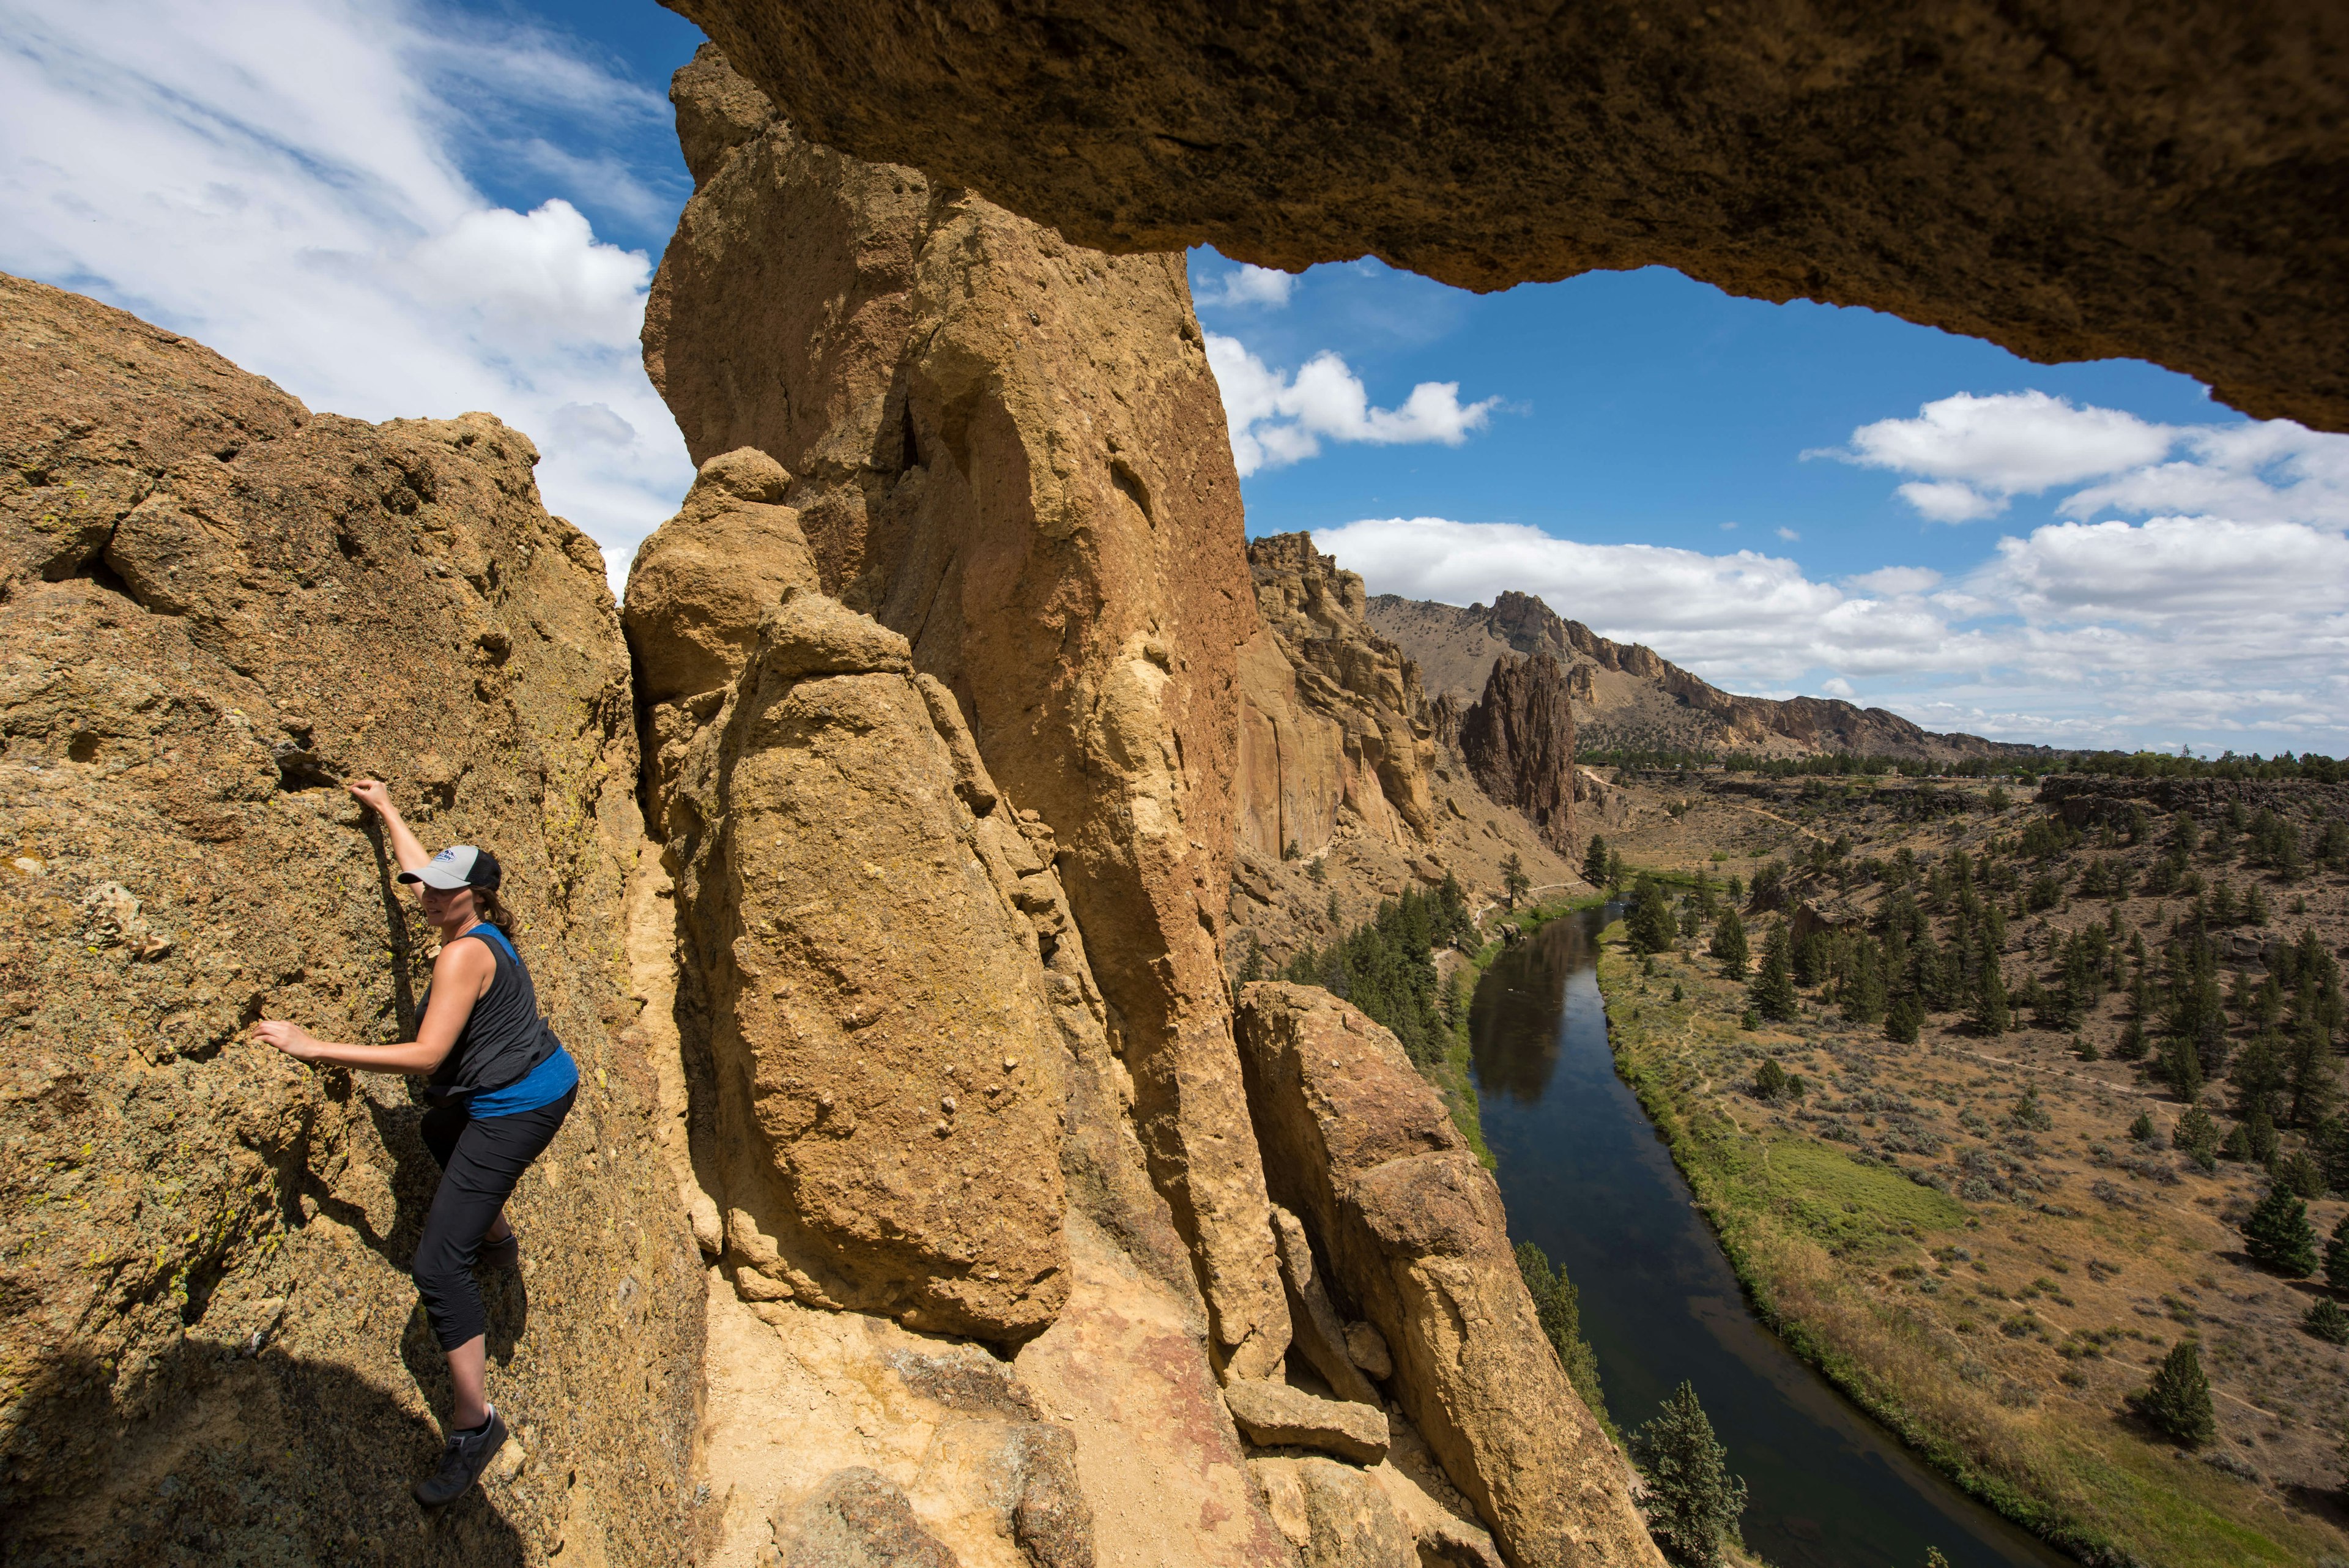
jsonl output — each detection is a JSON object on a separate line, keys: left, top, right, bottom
{"left": 2, "top": 1342, "right": 527, "bottom": 1567}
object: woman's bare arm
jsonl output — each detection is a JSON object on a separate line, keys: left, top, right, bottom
{"left": 254, "top": 938, "right": 494, "bottom": 1074}
{"left": 347, "top": 778, "right": 430, "bottom": 877}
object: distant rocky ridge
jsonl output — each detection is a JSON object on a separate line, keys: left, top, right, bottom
{"left": 1373, "top": 589, "right": 2049, "bottom": 763}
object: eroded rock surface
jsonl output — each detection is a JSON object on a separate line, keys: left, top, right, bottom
{"left": 668, "top": 0, "right": 2349, "bottom": 434}
{"left": 643, "top": 46, "right": 1288, "bottom": 1377}
{"left": 1453, "top": 653, "right": 1576, "bottom": 856}
{"left": 634, "top": 472, "right": 1082, "bottom": 1339}
{"left": 1238, "top": 533, "right": 1434, "bottom": 860}
{"left": 0, "top": 273, "right": 701, "bottom": 1563}
{"left": 1236, "top": 983, "right": 1663, "bottom": 1568}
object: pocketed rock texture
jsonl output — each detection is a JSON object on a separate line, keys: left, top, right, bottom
{"left": 1238, "top": 533, "right": 1434, "bottom": 860}
{"left": 653, "top": 586, "right": 1083, "bottom": 1341}
{"left": 1375, "top": 590, "right": 2043, "bottom": 764}
{"left": 0, "top": 274, "right": 702, "bottom": 1564}
{"left": 1452, "top": 655, "right": 1576, "bottom": 857}
{"left": 643, "top": 46, "right": 1289, "bottom": 1378}
{"left": 1236, "top": 984, "right": 1664, "bottom": 1568}
{"left": 667, "top": 0, "right": 2349, "bottom": 434}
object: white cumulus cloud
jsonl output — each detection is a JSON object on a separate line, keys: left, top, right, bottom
{"left": 0, "top": 0, "right": 694, "bottom": 588}
{"left": 1192, "top": 262, "right": 1296, "bottom": 309}
{"left": 1309, "top": 514, "right": 2349, "bottom": 751}
{"left": 1811, "top": 388, "right": 2349, "bottom": 531}
{"left": 1206, "top": 335, "right": 1499, "bottom": 477}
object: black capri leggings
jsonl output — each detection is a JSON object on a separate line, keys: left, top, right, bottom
{"left": 414, "top": 1087, "right": 575, "bottom": 1350}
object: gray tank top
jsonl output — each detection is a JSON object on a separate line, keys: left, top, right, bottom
{"left": 421, "top": 924, "right": 560, "bottom": 1101}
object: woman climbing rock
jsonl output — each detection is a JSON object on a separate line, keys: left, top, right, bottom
{"left": 253, "top": 778, "right": 579, "bottom": 1506}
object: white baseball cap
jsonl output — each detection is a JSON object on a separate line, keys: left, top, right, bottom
{"left": 398, "top": 845, "right": 503, "bottom": 891}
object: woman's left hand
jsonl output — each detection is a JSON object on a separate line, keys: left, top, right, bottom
{"left": 253, "top": 1020, "right": 322, "bottom": 1061}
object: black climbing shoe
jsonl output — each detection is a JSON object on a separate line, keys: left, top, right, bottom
{"left": 477, "top": 1229, "right": 519, "bottom": 1272}
{"left": 414, "top": 1406, "right": 505, "bottom": 1507}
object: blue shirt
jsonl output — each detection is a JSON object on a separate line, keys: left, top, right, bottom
{"left": 467, "top": 1039, "right": 579, "bottom": 1118}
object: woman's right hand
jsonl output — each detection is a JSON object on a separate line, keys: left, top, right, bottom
{"left": 346, "top": 778, "right": 395, "bottom": 816}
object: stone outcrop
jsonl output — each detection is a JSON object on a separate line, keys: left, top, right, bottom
{"left": 1236, "top": 983, "right": 1663, "bottom": 1568}
{"left": 1375, "top": 590, "right": 2047, "bottom": 763}
{"left": 1453, "top": 653, "right": 1576, "bottom": 856}
{"left": 1238, "top": 533, "right": 1436, "bottom": 860}
{"left": 643, "top": 46, "right": 1289, "bottom": 1378}
{"left": 0, "top": 274, "right": 702, "bottom": 1562}
{"left": 1222, "top": 1380, "right": 1390, "bottom": 1465}
{"left": 664, "top": 0, "right": 2349, "bottom": 435}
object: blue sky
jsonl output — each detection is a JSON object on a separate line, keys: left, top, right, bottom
{"left": 5, "top": 0, "right": 2343, "bottom": 754}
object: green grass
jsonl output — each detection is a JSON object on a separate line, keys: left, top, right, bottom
{"left": 1587, "top": 929, "right": 2343, "bottom": 1568}
{"left": 1753, "top": 1139, "right": 1968, "bottom": 1242}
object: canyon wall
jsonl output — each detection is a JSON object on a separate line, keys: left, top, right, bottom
{"left": 1223, "top": 540, "right": 1581, "bottom": 975}
{"left": 664, "top": 0, "right": 2349, "bottom": 436}
{"left": 0, "top": 275, "right": 703, "bottom": 1565}
{"left": 643, "top": 46, "right": 1288, "bottom": 1379}
{"left": 1237, "top": 533, "right": 1434, "bottom": 861}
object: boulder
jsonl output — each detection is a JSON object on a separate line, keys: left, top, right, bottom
{"left": 643, "top": 45, "right": 1290, "bottom": 1378}
{"left": 1252, "top": 1457, "right": 1416, "bottom": 1568}
{"left": 1223, "top": 1380, "right": 1390, "bottom": 1465}
{"left": 0, "top": 273, "right": 702, "bottom": 1563}
{"left": 1234, "top": 983, "right": 1663, "bottom": 1568}
{"left": 622, "top": 446, "right": 817, "bottom": 705}
{"left": 668, "top": 0, "right": 2349, "bottom": 435}
{"left": 646, "top": 569, "right": 1080, "bottom": 1342}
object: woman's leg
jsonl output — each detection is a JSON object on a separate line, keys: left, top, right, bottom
{"left": 410, "top": 1087, "right": 576, "bottom": 1429}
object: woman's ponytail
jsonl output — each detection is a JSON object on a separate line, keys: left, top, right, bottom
{"left": 473, "top": 885, "right": 513, "bottom": 931}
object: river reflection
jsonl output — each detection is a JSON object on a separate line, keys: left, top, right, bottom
{"left": 1470, "top": 908, "right": 2071, "bottom": 1568}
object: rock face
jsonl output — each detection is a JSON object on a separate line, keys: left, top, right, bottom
{"left": 1376, "top": 589, "right": 2046, "bottom": 763}
{"left": 666, "top": 0, "right": 2349, "bottom": 435}
{"left": 1453, "top": 653, "right": 1576, "bottom": 856}
{"left": 0, "top": 275, "right": 702, "bottom": 1562}
{"left": 1236, "top": 983, "right": 1663, "bottom": 1568}
{"left": 643, "top": 46, "right": 1289, "bottom": 1377}
{"left": 1238, "top": 532, "right": 1434, "bottom": 860}
{"left": 648, "top": 587, "right": 1081, "bottom": 1340}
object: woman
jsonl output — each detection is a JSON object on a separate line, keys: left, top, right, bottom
{"left": 254, "top": 778, "right": 578, "bottom": 1507}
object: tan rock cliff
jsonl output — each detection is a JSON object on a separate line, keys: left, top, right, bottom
{"left": 642, "top": 46, "right": 1288, "bottom": 1379}
{"left": 665, "top": 0, "right": 2349, "bottom": 435}
{"left": 0, "top": 273, "right": 702, "bottom": 1564}
{"left": 1237, "top": 533, "right": 1434, "bottom": 861}
{"left": 1236, "top": 983, "right": 1664, "bottom": 1568}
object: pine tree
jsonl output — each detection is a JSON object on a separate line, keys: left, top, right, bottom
{"left": 2328, "top": 1212, "right": 2349, "bottom": 1291}
{"left": 1629, "top": 879, "right": 1679, "bottom": 956}
{"left": 2242, "top": 1186, "right": 2319, "bottom": 1275}
{"left": 1502, "top": 851, "right": 1531, "bottom": 910}
{"left": 1970, "top": 957, "right": 2010, "bottom": 1037}
{"left": 1515, "top": 1242, "right": 1615, "bottom": 1440}
{"left": 2134, "top": 1340, "right": 2215, "bottom": 1446}
{"left": 1885, "top": 991, "right": 1923, "bottom": 1045}
{"left": 1583, "top": 834, "right": 1611, "bottom": 889}
{"left": 1748, "top": 924, "right": 1798, "bottom": 1024}
{"left": 1632, "top": 1381, "right": 1747, "bottom": 1568}
{"left": 1709, "top": 907, "right": 1748, "bottom": 980}
{"left": 2304, "top": 1298, "right": 2349, "bottom": 1346}
{"left": 2175, "top": 1104, "right": 2220, "bottom": 1171}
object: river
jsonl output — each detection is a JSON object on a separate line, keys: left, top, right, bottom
{"left": 1469, "top": 907, "right": 2072, "bottom": 1568}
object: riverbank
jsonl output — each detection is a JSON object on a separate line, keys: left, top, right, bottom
{"left": 1590, "top": 921, "right": 2349, "bottom": 1568}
